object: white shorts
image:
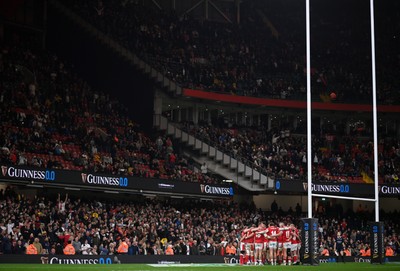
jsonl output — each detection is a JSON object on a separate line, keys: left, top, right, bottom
{"left": 291, "top": 243, "right": 299, "bottom": 251}
{"left": 254, "top": 243, "right": 264, "bottom": 250}
{"left": 245, "top": 243, "right": 254, "bottom": 254}
{"left": 240, "top": 242, "right": 246, "bottom": 251}
{"left": 283, "top": 242, "right": 292, "bottom": 249}
{"left": 269, "top": 241, "right": 278, "bottom": 249}
{"left": 278, "top": 242, "right": 283, "bottom": 249}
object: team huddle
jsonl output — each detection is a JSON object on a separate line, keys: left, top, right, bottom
{"left": 239, "top": 222, "right": 301, "bottom": 266}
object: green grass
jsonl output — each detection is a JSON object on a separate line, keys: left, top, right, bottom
{"left": 0, "top": 263, "right": 399, "bottom": 271}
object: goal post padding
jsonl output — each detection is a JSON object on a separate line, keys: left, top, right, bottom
{"left": 369, "top": 221, "right": 385, "bottom": 264}
{"left": 300, "top": 218, "right": 319, "bottom": 265}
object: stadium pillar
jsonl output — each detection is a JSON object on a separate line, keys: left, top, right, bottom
{"left": 369, "top": 222, "right": 385, "bottom": 264}
{"left": 300, "top": 218, "right": 319, "bottom": 266}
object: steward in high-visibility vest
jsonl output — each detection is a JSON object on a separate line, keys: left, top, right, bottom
{"left": 165, "top": 244, "right": 174, "bottom": 255}
{"left": 225, "top": 243, "right": 237, "bottom": 255}
{"left": 63, "top": 240, "right": 76, "bottom": 255}
{"left": 26, "top": 242, "right": 38, "bottom": 254}
{"left": 117, "top": 239, "right": 129, "bottom": 254}
{"left": 386, "top": 246, "right": 394, "bottom": 256}
{"left": 321, "top": 247, "right": 330, "bottom": 256}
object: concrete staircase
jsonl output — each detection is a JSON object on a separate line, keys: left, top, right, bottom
{"left": 48, "top": 0, "right": 182, "bottom": 96}
{"left": 154, "top": 115, "right": 274, "bottom": 192}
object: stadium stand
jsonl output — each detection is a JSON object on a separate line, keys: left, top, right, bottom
{"left": 47, "top": 0, "right": 400, "bottom": 184}
{"left": 3, "top": 38, "right": 397, "bottom": 186}
{"left": 0, "top": 186, "right": 399, "bottom": 257}
{"left": 0, "top": 41, "right": 219, "bottom": 184}
{"left": 178, "top": 121, "right": 399, "bottom": 184}
{"left": 62, "top": 0, "right": 400, "bottom": 104}
{"left": 0, "top": 186, "right": 258, "bottom": 256}
{"left": 1, "top": 0, "right": 400, "bottom": 266}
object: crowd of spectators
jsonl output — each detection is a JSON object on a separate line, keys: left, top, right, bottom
{"left": 64, "top": 0, "right": 400, "bottom": 104}
{"left": 67, "top": 0, "right": 305, "bottom": 100}
{"left": 179, "top": 120, "right": 400, "bottom": 184}
{"left": 0, "top": 186, "right": 399, "bottom": 257}
{"left": 0, "top": 41, "right": 218, "bottom": 184}
{"left": 1, "top": 36, "right": 398, "bottom": 187}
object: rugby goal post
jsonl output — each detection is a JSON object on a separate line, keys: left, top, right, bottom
{"left": 302, "top": 0, "right": 384, "bottom": 265}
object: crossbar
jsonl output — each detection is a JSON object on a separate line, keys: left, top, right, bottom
{"left": 311, "top": 193, "right": 376, "bottom": 202}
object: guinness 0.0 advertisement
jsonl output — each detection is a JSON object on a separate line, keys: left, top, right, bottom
{"left": 200, "top": 184, "right": 233, "bottom": 196}
{"left": 370, "top": 222, "right": 385, "bottom": 264}
{"left": 0, "top": 165, "right": 233, "bottom": 198}
{"left": 301, "top": 218, "right": 319, "bottom": 266}
{"left": 0, "top": 255, "right": 239, "bottom": 264}
{"left": 275, "top": 179, "right": 400, "bottom": 197}
{"left": 301, "top": 220, "right": 310, "bottom": 262}
{"left": 1, "top": 166, "right": 56, "bottom": 182}
{"left": 0, "top": 254, "right": 399, "bottom": 264}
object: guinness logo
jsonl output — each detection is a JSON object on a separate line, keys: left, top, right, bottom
{"left": 81, "top": 173, "right": 87, "bottom": 183}
{"left": 1, "top": 166, "right": 7, "bottom": 176}
{"left": 303, "top": 182, "right": 308, "bottom": 191}
{"left": 200, "top": 184, "right": 205, "bottom": 193}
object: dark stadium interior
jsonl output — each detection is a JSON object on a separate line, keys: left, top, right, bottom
{"left": 0, "top": 0, "right": 400, "bottom": 264}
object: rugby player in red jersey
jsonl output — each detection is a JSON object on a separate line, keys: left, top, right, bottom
{"left": 252, "top": 223, "right": 267, "bottom": 265}
{"left": 290, "top": 224, "right": 300, "bottom": 264}
{"left": 266, "top": 222, "right": 281, "bottom": 265}
{"left": 239, "top": 226, "right": 250, "bottom": 264}
{"left": 239, "top": 225, "right": 255, "bottom": 265}
{"left": 279, "top": 222, "right": 293, "bottom": 265}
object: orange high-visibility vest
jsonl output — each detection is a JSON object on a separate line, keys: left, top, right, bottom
{"left": 117, "top": 242, "right": 128, "bottom": 254}
{"left": 26, "top": 244, "right": 38, "bottom": 254}
{"left": 226, "top": 246, "right": 236, "bottom": 255}
{"left": 386, "top": 247, "right": 394, "bottom": 256}
{"left": 63, "top": 244, "right": 76, "bottom": 255}
{"left": 165, "top": 246, "right": 174, "bottom": 255}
